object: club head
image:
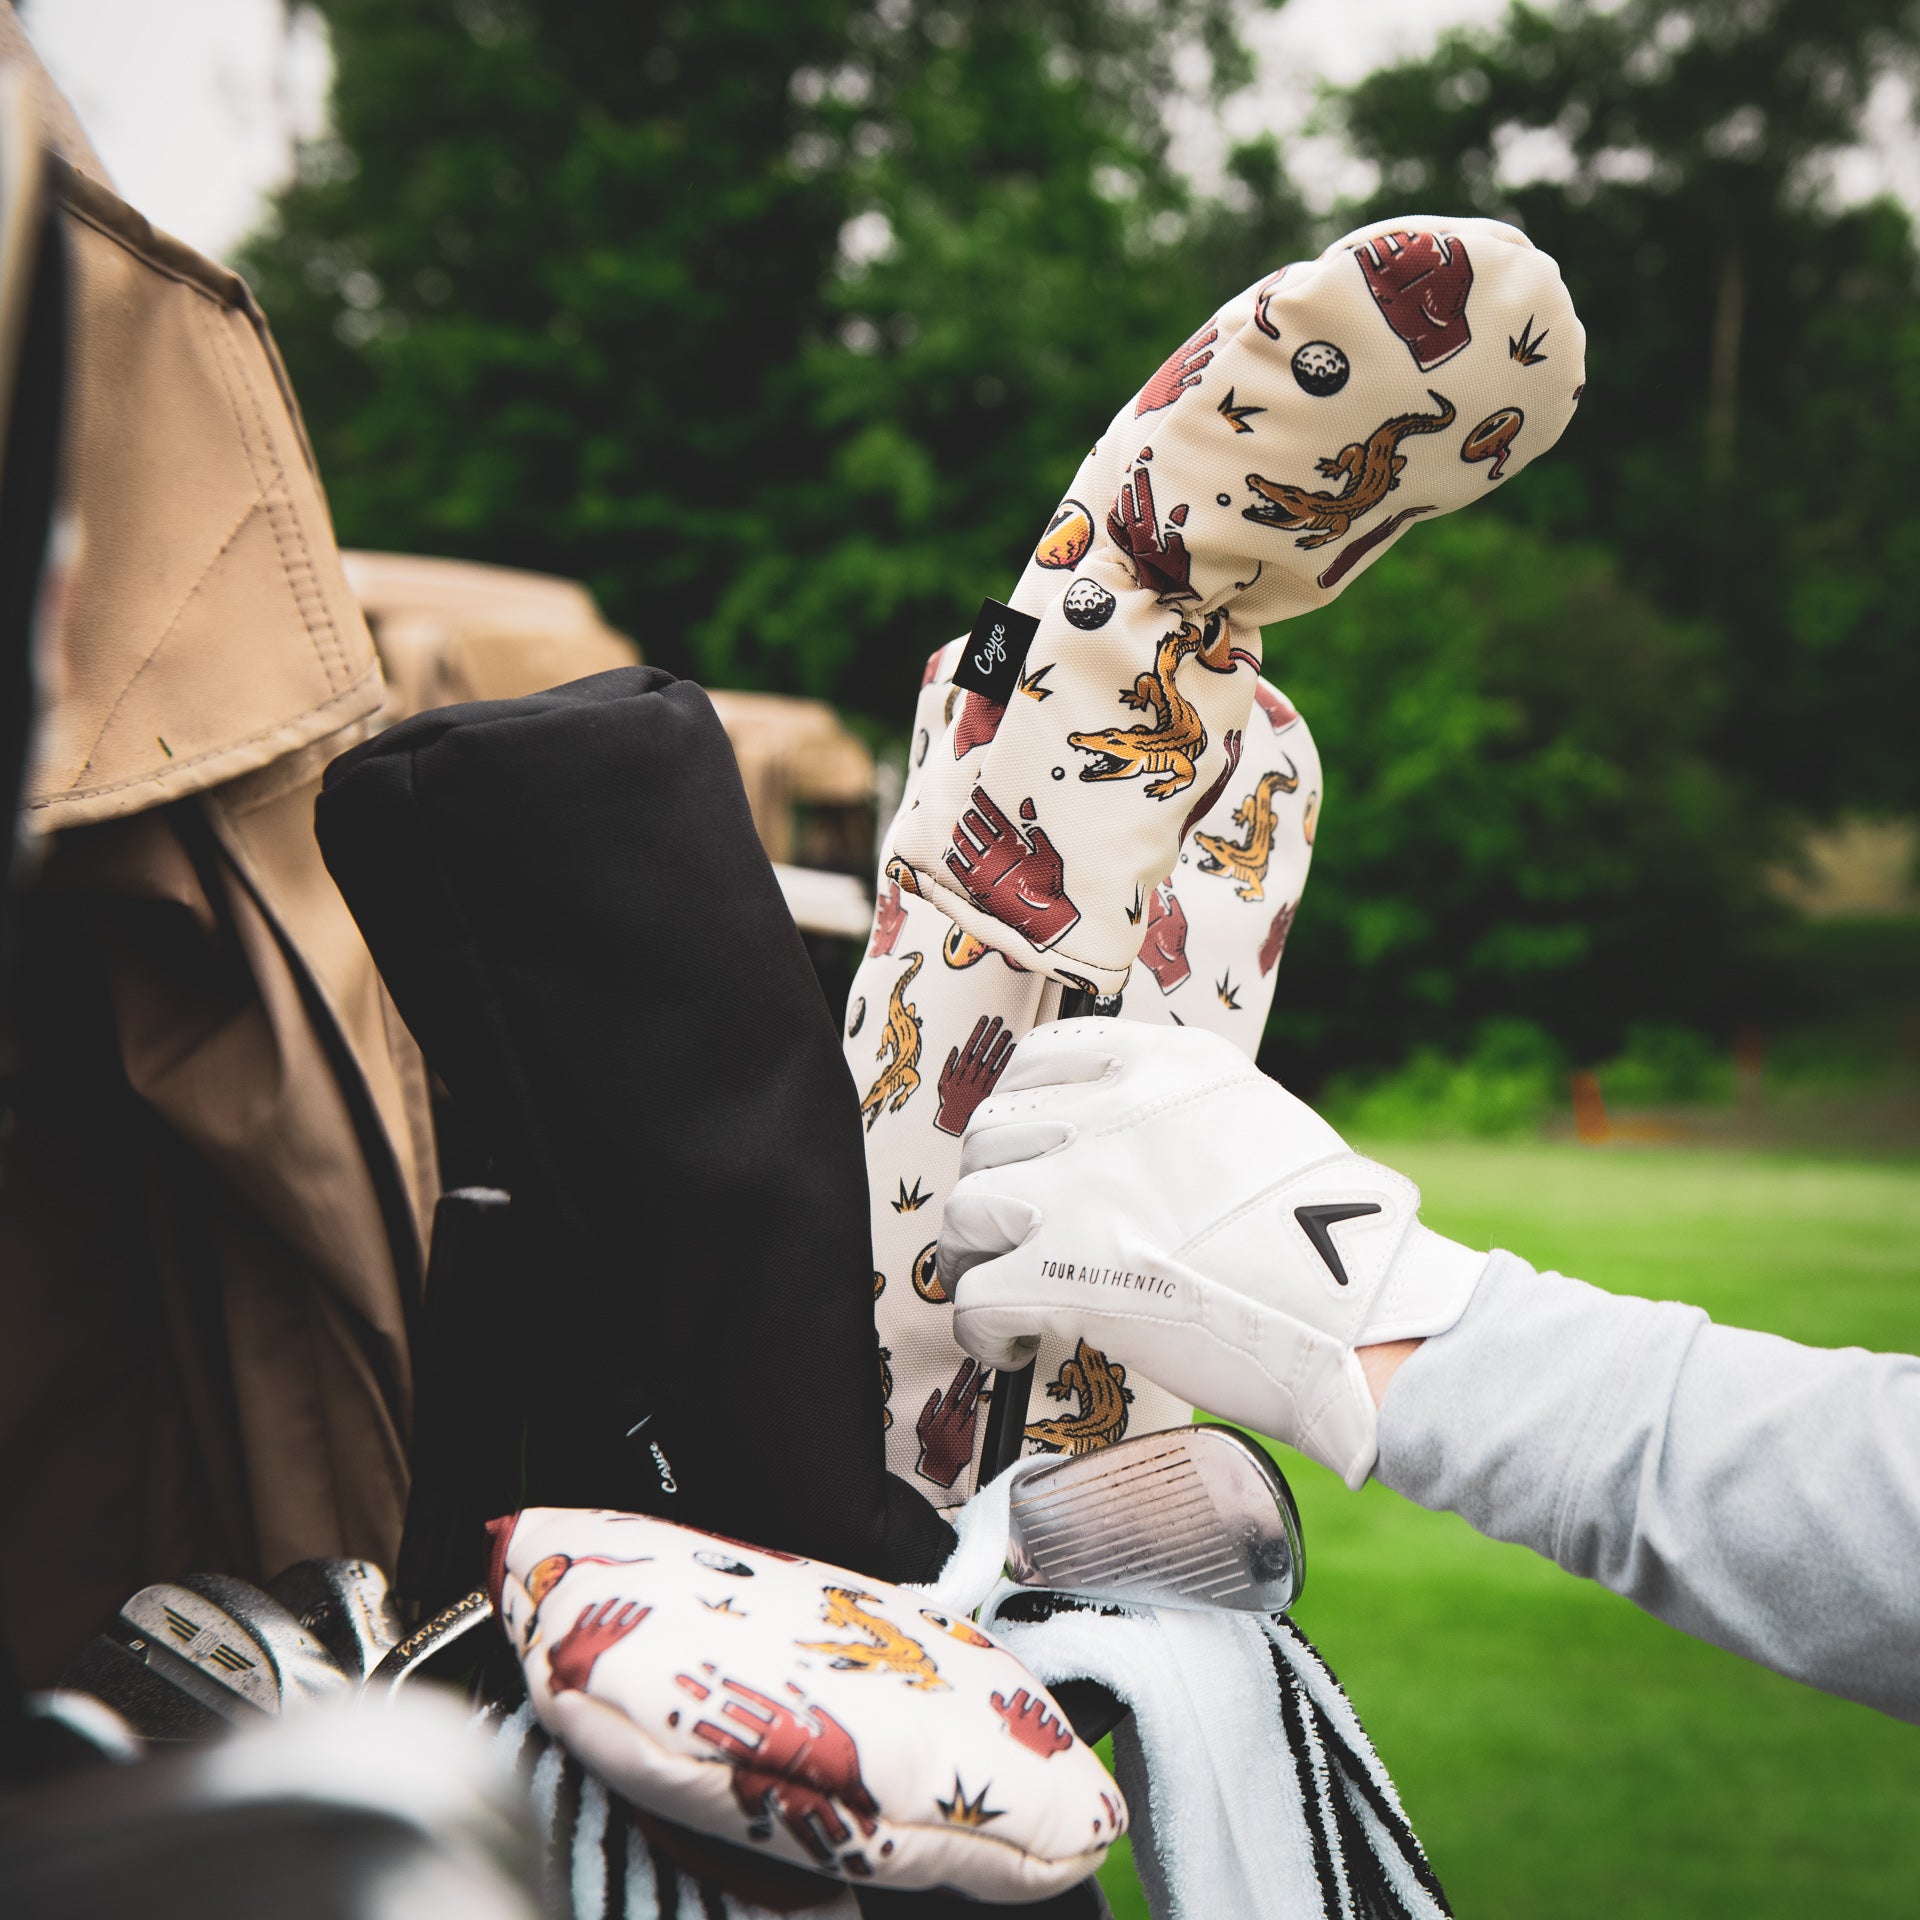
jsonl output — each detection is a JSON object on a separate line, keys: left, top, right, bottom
{"left": 1005, "top": 1424, "right": 1305, "bottom": 1613}
{"left": 62, "top": 1575, "right": 351, "bottom": 1741}
{"left": 365, "top": 1589, "right": 495, "bottom": 1697}
{"left": 267, "top": 1558, "right": 404, "bottom": 1684}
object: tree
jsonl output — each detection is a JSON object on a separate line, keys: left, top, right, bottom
{"left": 1261, "top": 513, "right": 1770, "bottom": 1083}
{"left": 241, "top": 0, "right": 1278, "bottom": 703}
{"left": 1334, "top": 0, "right": 1920, "bottom": 815}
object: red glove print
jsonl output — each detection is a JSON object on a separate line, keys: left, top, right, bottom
{"left": 917, "top": 1357, "right": 986, "bottom": 1488}
{"left": 1252, "top": 266, "right": 1290, "bottom": 340}
{"left": 934, "top": 1015, "right": 1017, "bottom": 1136}
{"left": 1258, "top": 898, "right": 1297, "bottom": 977}
{"left": 870, "top": 879, "right": 906, "bottom": 957}
{"left": 1138, "top": 881, "right": 1191, "bottom": 993}
{"left": 1135, "top": 324, "right": 1217, "bottom": 416}
{"left": 1354, "top": 230, "right": 1474, "bottom": 371}
{"left": 1254, "top": 682, "right": 1298, "bottom": 731}
{"left": 695, "top": 1680, "right": 880, "bottom": 1865}
{"left": 952, "top": 691, "right": 1007, "bottom": 759}
{"left": 1106, "top": 463, "right": 1194, "bottom": 601}
{"left": 945, "top": 789, "right": 1082, "bottom": 951}
{"left": 548, "top": 1598, "right": 649, "bottom": 1694}
{"left": 992, "top": 1688, "right": 1074, "bottom": 1759}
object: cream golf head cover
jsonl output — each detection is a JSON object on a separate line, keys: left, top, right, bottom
{"left": 851, "top": 648, "right": 1319, "bottom": 1502}
{"left": 892, "top": 214, "right": 1584, "bottom": 994}
{"left": 488, "top": 1508, "right": 1124, "bottom": 1901}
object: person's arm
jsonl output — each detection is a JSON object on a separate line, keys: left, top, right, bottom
{"left": 1372, "top": 1252, "right": 1920, "bottom": 1722}
{"left": 938, "top": 1019, "right": 1920, "bottom": 1722}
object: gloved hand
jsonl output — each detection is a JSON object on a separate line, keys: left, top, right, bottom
{"left": 936, "top": 1019, "right": 1488, "bottom": 1487}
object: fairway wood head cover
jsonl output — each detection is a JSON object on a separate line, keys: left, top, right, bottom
{"left": 892, "top": 214, "right": 1584, "bottom": 994}
{"left": 488, "top": 1508, "right": 1125, "bottom": 1900}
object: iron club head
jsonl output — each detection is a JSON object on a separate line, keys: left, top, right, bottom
{"left": 267, "top": 1558, "right": 404, "bottom": 1684}
{"left": 1004, "top": 1423, "right": 1304, "bottom": 1613}
{"left": 364, "top": 1588, "right": 496, "bottom": 1696}
{"left": 61, "top": 1573, "right": 350, "bottom": 1741}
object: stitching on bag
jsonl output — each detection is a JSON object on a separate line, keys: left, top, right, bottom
{"left": 202, "top": 302, "right": 350, "bottom": 687}
{"left": 37, "top": 663, "right": 381, "bottom": 808}
{"left": 64, "top": 494, "right": 270, "bottom": 784}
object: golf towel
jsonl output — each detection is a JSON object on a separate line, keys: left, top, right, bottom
{"left": 916, "top": 1467, "right": 1451, "bottom": 1920}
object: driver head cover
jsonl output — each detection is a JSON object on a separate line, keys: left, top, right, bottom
{"left": 893, "top": 215, "right": 1584, "bottom": 993}
{"left": 489, "top": 1508, "right": 1125, "bottom": 1901}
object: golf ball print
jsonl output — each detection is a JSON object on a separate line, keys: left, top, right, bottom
{"left": 1062, "top": 578, "right": 1117, "bottom": 629}
{"left": 1291, "top": 341, "right": 1350, "bottom": 396}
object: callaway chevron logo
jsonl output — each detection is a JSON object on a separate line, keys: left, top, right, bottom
{"left": 1294, "top": 1202, "right": 1382, "bottom": 1287}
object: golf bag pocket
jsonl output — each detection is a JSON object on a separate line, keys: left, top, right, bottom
{"left": 489, "top": 1507, "right": 1125, "bottom": 1902}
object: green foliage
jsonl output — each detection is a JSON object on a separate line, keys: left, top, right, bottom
{"left": 1319, "top": 1018, "right": 1567, "bottom": 1140}
{"left": 1596, "top": 1022, "right": 1735, "bottom": 1105}
{"left": 241, "top": 0, "right": 1916, "bottom": 1076}
{"left": 1335, "top": 0, "right": 1920, "bottom": 814}
{"left": 241, "top": 0, "right": 1284, "bottom": 696}
{"left": 1259, "top": 511, "right": 1771, "bottom": 1082}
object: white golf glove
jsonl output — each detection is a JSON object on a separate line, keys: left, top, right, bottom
{"left": 937, "top": 1019, "right": 1488, "bottom": 1487}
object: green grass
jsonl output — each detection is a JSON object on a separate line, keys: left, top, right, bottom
{"left": 1097, "top": 1139, "right": 1920, "bottom": 1917}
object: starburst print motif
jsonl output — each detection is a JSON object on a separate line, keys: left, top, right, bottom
{"left": 1018, "top": 661, "right": 1055, "bottom": 701}
{"left": 1216, "top": 972, "right": 1242, "bottom": 1010}
{"left": 1125, "top": 884, "right": 1144, "bottom": 927}
{"left": 892, "top": 1176, "right": 932, "bottom": 1213}
{"left": 936, "top": 1775, "right": 1004, "bottom": 1827}
{"left": 1217, "top": 386, "right": 1266, "bottom": 434}
{"left": 1508, "top": 315, "right": 1550, "bottom": 365}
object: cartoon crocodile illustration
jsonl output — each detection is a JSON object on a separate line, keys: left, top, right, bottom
{"left": 1191, "top": 761, "right": 1301, "bottom": 902}
{"left": 1024, "top": 1339, "right": 1135, "bottom": 1456}
{"left": 798, "top": 1587, "right": 949, "bottom": 1691}
{"left": 1243, "top": 390, "right": 1456, "bottom": 549}
{"left": 1067, "top": 615, "right": 1248, "bottom": 802}
{"left": 857, "top": 952, "right": 923, "bottom": 1132}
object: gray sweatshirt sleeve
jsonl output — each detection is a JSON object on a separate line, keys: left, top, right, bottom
{"left": 1373, "top": 1250, "right": 1920, "bottom": 1722}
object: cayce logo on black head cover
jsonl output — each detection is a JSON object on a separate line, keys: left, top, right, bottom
{"left": 1295, "top": 1202, "right": 1382, "bottom": 1287}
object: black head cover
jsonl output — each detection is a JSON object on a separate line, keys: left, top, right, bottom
{"left": 315, "top": 667, "right": 951, "bottom": 1583}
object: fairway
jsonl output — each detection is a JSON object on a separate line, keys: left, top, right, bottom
{"left": 1097, "top": 1139, "right": 1920, "bottom": 1917}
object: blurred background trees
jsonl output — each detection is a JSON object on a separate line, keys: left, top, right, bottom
{"left": 243, "top": 0, "right": 1920, "bottom": 1089}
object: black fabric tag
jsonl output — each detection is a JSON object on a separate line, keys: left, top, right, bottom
{"left": 953, "top": 596, "right": 1040, "bottom": 706}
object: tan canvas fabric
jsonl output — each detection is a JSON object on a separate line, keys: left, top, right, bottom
{"left": 24, "top": 160, "right": 384, "bottom": 829}
{"left": 0, "top": 121, "right": 431, "bottom": 1680}
{"left": 341, "top": 548, "right": 640, "bottom": 724}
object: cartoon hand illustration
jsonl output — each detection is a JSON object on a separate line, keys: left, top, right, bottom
{"left": 695, "top": 1680, "right": 879, "bottom": 1864}
{"left": 992, "top": 1688, "right": 1075, "bottom": 1759}
{"left": 916, "top": 1356, "right": 986, "bottom": 1488}
{"left": 952, "top": 691, "right": 1007, "bottom": 759}
{"left": 934, "top": 1015, "right": 1017, "bottom": 1136}
{"left": 945, "top": 789, "right": 1082, "bottom": 951}
{"left": 1135, "top": 324, "right": 1218, "bottom": 416}
{"left": 1354, "top": 229, "right": 1474, "bottom": 371}
{"left": 1137, "top": 881, "right": 1191, "bottom": 993}
{"left": 1106, "top": 463, "right": 1194, "bottom": 600}
{"left": 869, "top": 879, "right": 907, "bottom": 957}
{"left": 549, "top": 1598, "right": 649, "bottom": 1694}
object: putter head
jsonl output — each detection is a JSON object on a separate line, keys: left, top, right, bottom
{"left": 267, "top": 1558, "right": 404, "bottom": 1683}
{"left": 1005, "top": 1424, "right": 1304, "bottom": 1613}
{"left": 62, "top": 1574, "right": 350, "bottom": 1740}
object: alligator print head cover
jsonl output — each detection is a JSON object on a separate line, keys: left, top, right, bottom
{"left": 854, "top": 215, "right": 1584, "bottom": 1503}
{"left": 891, "top": 214, "right": 1585, "bottom": 995}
